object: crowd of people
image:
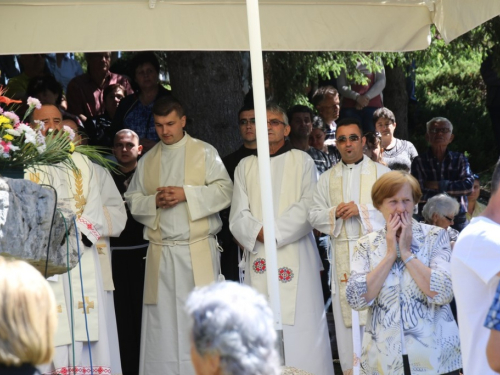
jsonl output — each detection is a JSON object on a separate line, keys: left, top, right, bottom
{"left": 1, "top": 51, "right": 500, "bottom": 375}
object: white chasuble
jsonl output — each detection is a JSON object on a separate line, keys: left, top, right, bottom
{"left": 230, "top": 149, "right": 334, "bottom": 375}
{"left": 309, "top": 155, "right": 389, "bottom": 374}
{"left": 125, "top": 133, "right": 232, "bottom": 375}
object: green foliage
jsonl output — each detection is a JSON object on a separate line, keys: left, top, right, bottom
{"left": 264, "top": 52, "right": 384, "bottom": 109}
{"left": 412, "top": 50, "right": 497, "bottom": 173}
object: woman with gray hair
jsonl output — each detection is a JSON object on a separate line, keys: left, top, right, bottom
{"left": 186, "top": 282, "right": 281, "bottom": 375}
{"left": 422, "top": 194, "right": 460, "bottom": 245}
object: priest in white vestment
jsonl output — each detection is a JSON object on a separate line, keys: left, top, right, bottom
{"left": 309, "top": 118, "right": 389, "bottom": 375}
{"left": 27, "top": 105, "right": 120, "bottom": 375}
{"left": 125, "top": 97, "right": 233, "bottom": 375}
{"left": 94, "top": 163, "right": 127, "bottom": 375}
{"left": 229, "top": 103, "right": 334, "bottom": 375}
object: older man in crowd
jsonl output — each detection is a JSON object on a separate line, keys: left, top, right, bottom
{"left": 312, "top": 86, "right": 340, "bottom": 145}
{"left": 230, "top": 102, "right": 334, "bottom": 375}
{"left": 452, "top": 158, "right": 500, "bottom": 375}
{"left": 66, "top": 52, "right": 133, "bottom": 120}
{"left": 411, "top": 117, "right": 473, "bottom": 231}
{"left": 309, "top": 118, "right": 389, "bottom": 375}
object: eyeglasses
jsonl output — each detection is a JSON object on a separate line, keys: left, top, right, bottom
{"left": 429, "top": 128, "right": 451, "bottom": 134}
{"left": 267, "top": 119, "right": 287, "bottom": 126}
{"left": 239, "top": 118, "right": 256, "bottom": 126}
{"left": 336, "top": 134, "right": 361, "bottom": 144}
{"left": 443, "top": 214, "right": 454, "bottom": 222}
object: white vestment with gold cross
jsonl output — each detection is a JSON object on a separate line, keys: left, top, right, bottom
{"left": 28, "top": 153, "right": 120, "bottom": 375}
{"left": 230, "top": 149, "right": 334, "bottom": 375}
{"left": 309, "top": 155, "right": 389, "bottom": 375}
{"left": 125, "top": 134, "right": 233, "bottom": 375}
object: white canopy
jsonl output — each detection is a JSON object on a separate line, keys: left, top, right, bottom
{"left": 1, "top": 0, "right": 500, "bottom": 55}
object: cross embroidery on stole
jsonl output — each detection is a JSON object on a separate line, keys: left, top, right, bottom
{"left": 78, "top": 296, "right": 95, "bottom": 314}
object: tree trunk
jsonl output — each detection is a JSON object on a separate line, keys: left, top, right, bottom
{"left": 167, "top": 52, "right": 244, "bottom": 157}
{"left": 383, "top": 64, "right": 409, "bottom": 140}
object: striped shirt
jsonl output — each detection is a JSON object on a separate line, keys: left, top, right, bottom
{"left": 411, "top": 148, "right": 474, "bottom": 215}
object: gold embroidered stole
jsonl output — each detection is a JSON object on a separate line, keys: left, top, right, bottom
{"left": 97, "top": 239, "right": 114, "bottom": 291}
{"left": 329, "top": 160, "right": 377, "bottom": 327}
{"left": 143, "top": 135, "right": 214, "bottom": 305}
{"left": 245, "top": 150, "right": 302, "bottom": 325}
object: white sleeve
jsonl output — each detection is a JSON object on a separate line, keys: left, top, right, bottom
{"left": 124, "top": 157, "right": 159, "bottom": 230}
{"left": 184, "top": 146, "right": 233, "bottom": 221}
{"left": 308, "top": 170, "right": 342, "bottom": 237}
{"left": 229, "top": 161, "right": 262, "bottom": 253}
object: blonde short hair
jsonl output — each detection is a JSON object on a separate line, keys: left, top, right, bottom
{"left": 0, "top": 257, "right": 57, "bottom": 366}
{"left": 371, "top": 171, "right": 422, "bottom": 210}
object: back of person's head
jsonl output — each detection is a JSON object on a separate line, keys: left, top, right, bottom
{"left": 0, "top": 257, "right": 56, "bottom": 366}
{"left": 336, "top": 117, "right": 363, "bottom": 135}
{"left": 26, "top": 75, "right": 63, "bottom": 106}
{"left": 266, "top": 102, "right": 288, "bottom": 125}
{"left": 421, "top": 194, "right": 460, "bottom": 223}
{"left": 152, "top": 96, "right": 185, "bottom": 118}
{"left": 186, "top": 281, "right": 280, "bottom": 375}
{"left": 311, "top": 86, "right": 338, "bottom": 106}
{"left": 372, "top": 107, "right": 396, "bottom": 124}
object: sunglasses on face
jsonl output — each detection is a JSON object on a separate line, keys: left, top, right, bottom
{"left": 336, "top": 134, "right": 361, "bottom": 144}
{"left": 443, "top": 214, "right": 454, "bottom": 222}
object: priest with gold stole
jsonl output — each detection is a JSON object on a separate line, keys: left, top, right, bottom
{"left": 230, "top": 103, "right": 334, "bottom": 375}
{"left": 309, "top": 118, "right": 389, "bottom": 375}
{"left": 125, "top": 96, "right": 233, "bottom": 375}
{"left": 27, "top": 105, "right": 122, "bottom": 375}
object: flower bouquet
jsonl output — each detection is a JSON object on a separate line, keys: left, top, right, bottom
{"left": 0, "top": 91, "right": 115, "bottom": 177}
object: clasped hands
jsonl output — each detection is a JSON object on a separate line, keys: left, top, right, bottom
{"left": 386, "top": 211, "right": 413, "bottom": 262}
{"left": 156, "top": 186, "right": 186, "bottom": 209}
{"left": 335, "top": 201, "right": 359, "bottom": 221}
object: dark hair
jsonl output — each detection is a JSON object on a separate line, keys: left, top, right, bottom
{"left": 26, "top": 75, "right": 63, "bottom": 106}
{"left": 103, "top": 84, "right": 126, "bottom": 102}
{"left": 336, "top": 118, "right": 363, "bottom": 135}
{"left": 152, "top": 96, "right": 185, "bottom": 118}
{"left": 311, "top": 86, "right": 339, "bottom": 106}
{"left": 130, "top": 52, "right": 160, "bottom": 78}
{"left": 287, "top": 105, "right": 314, "bottom": 123}
{"left": 372, "top": 107, "right": 396, "bottom": 124}
{"left": 364, "top": 131, "right": 381, "bottom": 146}
{"left": 238, "top": 103, "right": 255, "bottom": 120}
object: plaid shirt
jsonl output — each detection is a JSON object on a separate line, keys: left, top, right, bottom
{"left": 485, "top": 280, "right": 500, "bottom": 331}
{"left": 410, "top": 148, "right": 473, "bottom": 215}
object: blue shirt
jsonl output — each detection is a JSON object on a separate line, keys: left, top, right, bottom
{"left": 411, "top": 148, "right": 473, "bottom": 215}
{"left": 485, "top": 280, "right": 500, "bottom": 331}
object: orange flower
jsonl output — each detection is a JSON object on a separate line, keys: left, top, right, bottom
{"left": 0, "top": 95, "right": 22, "bottom": 106}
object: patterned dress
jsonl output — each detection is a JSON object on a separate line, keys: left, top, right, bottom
{"left": 346, "top": 223, "right": 462, "bottom": 374}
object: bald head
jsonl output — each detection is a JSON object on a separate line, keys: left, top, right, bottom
{"left": 32, "top": 104, "right": 62, "bottom": 135}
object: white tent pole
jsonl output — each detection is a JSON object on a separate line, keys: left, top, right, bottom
{"left": 245, "top": 0, "right": 283, "bottom": 333}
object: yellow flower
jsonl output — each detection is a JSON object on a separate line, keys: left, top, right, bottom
{"left": 0, "top": 115, "right": 11, "bottom": 126}
{"left": 2, "top": 124, "right": 13, "bottom": 130}
{"left": 2, "top": 134, "right": 14, "bottom": 141}
{"left": 69, "top": 142, "right": 75, "bottom": 153}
